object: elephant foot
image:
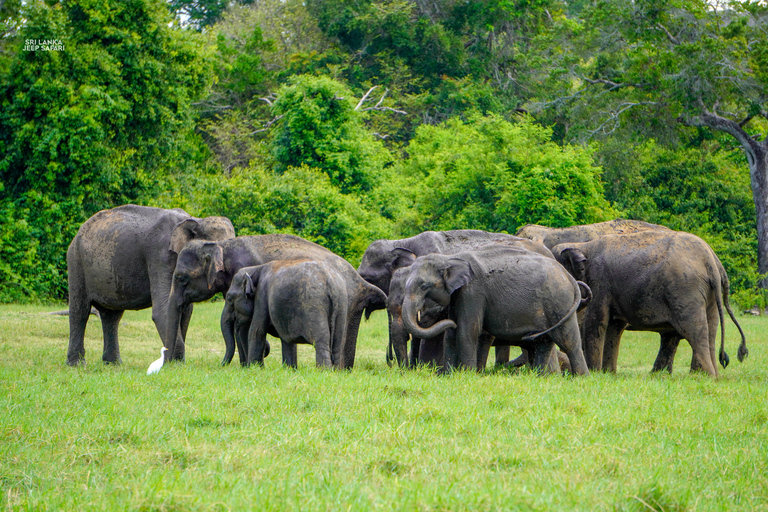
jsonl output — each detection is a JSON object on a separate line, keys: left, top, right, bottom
{"left": 102, "top": 357, "right": 122, "bottom": 365}
{"left": 66, "top": 357, "right": 86, "bottom": 367}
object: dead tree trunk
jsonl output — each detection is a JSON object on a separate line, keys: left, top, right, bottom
{"left": 683, "top": 107, "right": 768, "bottom": 291}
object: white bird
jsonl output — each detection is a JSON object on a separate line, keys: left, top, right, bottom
{"left": 147, "top": 347, "right": 168, "bottom": 375}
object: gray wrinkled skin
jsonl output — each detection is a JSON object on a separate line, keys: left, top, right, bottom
{"left": 225, "top": 259, "right": 350, "bottom": 368}
{"left": 66, "top": 205, "right": 235, "bottom": 366}
{"left": 552, "top": 230, "right": 748, "bottom": 376}
{"left": 400, "top": 246, "right": 590, "bottom": 376}
{"left": 167, "top": 234, "right": 386, "bottom": 367}
{"left": 359, "top": 230, "right": 554, "bottom": 367}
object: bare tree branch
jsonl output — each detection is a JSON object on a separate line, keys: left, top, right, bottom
{"left": 355, "top": 86, "right": 379, "bottom": 111}
{"left": 355, "top": 86, "right": 407, "bottom": 115}
{"left": 249, "top": 115, "right": 284, "bottom": 136}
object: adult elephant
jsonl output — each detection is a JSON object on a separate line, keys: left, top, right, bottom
{"left": 358, "top": 230, "right": 554, "bottom": 366}
{"left": 400, "top": 246, "right": 590, "bottom": 375}
{"left": 66, "top": 205, "right": 235, "bottom": 365}
{"left": 552, "top": 231, "right": 749, "bottom": 376}
{"left": 515, "top": 219, "right": 671, "bottom": 250}
{"left": 166, "top": 235, "right": 386, "bottom": 368}
{"left": 518, "top": 219, "right": 745, "bottom": 372}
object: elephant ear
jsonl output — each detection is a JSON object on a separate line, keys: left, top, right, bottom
{"left": 169, "top": 218, "right": 202, "bottom": 254}
{"left": 391, "top": 248, "right": 417, "bottom": 270}
{"left": 561, "top": 247, "right": 588, "bottom": 281}
{"left": 203, "top": 243, "right": 225, "bottom": 291}
{"left": 244, "top": 270, "right": 259, "bottom": 299}
{"left": 443, "top": 258, "right": 474, "bottom": 294}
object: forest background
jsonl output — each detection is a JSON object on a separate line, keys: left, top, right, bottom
{"left": 0, "top": 0, "right": 766, "bottom": 308}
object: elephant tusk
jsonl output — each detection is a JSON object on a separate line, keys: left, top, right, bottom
{"left": 418, "top": 310, "right": 421, "bottom": 323}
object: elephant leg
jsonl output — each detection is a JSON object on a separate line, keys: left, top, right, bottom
{"left": 475, "top": 333, "right": 495, "bottom": 371}
{"left": 601, "top": 319, "right": 627, "bottom": 373}
{"left": 494, "top": 345, "right": 511, "bottom": 365}
{"left": 549, "top": 315, "right": 589, "bottom": 376}
{"left": 418, "top": 337, "right": 443, "bottom": 367}
{"left": 652, "top": 332, "right": 682, "bottom": 373}
{"left": 281, "top": 341, "right": 298, "bottom": 368}
{"left": 582, "top": 301, "right": 609, "bottom": 371}
{"left": 673, "top": 309, "right": 717, "bottom": 377}
{"left": 530, "top": 342, "right": 558, "bottom": 374}
{"left": 441, "top": 328, "right": 459, "bottom": 373}
{"left": 314, "top": 329, "right": 333, "bottom": 369}
{"left": 455, "top": 319, "right": 482, "bottom": 371}
{"left": 706, "top": 298, "right": 720, "bottom": 373}
{"left": 66, "top": 297, "right": 91, "bottom": 366}
{"left": 505, "top": 349, "right": 529, "bottom": 368}
{"left": 97, "top": 308, "right": 124, "bottom": 364}
{"left": 236, "top": 323, "right": 250, "bottom": 367}
{"left": 409, "top": 337, "right": 421, "bottom": 368}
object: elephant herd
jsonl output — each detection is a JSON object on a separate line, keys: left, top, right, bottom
{"left": 65, "top": 205, "right": 749, "bottom": 378}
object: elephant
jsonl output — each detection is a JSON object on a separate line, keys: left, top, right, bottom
{"left": 399, "top": 246, "right": 591, "bottom": 375}
{"left": 551, "top": 230, "right": 749, "bottom": 376}
{"left": 384, "top": 237, "right": 564, "bottom": 370}
{"left": 66, "top": 205, "right": 235, "bottom": 365}
{"left": 517, "top": 219, "right": 744, "bottom": 371}
{"left": 358, "top": 230, "right": 554, "bottom": 366}
{"left": 225, "top": 259, "right": 350, "bottom": 368}
{"left": 221, "top": 268, "right": 271, "bottom": 366}
{"left": 515, "top": 219, "right": 671, "bottom": 250}
{"left": 167, "top": 234, "right": 386, "bottom": 367}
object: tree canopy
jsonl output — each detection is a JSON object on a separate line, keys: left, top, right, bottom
{"left": 0, "top": 0, "right": 763, "bottom": 309}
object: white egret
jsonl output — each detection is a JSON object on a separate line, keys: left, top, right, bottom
{"left": 146, "top": 347, "right": 168, "bottom": 375}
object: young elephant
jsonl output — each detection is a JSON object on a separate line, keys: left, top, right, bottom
{"left": 232, "top": 259, "right": 350, "bottom": 368}
{"left": 221, "top": 268, "right": 271, "bottom": 366}
{"left": 552, "top": 231, "right": 749, "bottom": 377}
{"left": 400, "top": 246, "right": 590, "bottom": 375}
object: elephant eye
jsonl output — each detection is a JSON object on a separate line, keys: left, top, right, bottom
{"left": 420, "top": 282, "right": 430, "bottom": 291}
{"left": 175, "top": 274, "right": 190, "bottom": 285}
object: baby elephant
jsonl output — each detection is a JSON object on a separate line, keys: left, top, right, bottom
{"left": 400, "top": 246, "right": 591, "bottom": 375}
{"left": 225, "top": 259, "right": 350, "bottom": 368}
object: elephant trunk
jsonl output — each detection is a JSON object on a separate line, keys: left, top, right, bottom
{"left": 220, "top": 302, "right": 236, "bottom": 366}
{"left": 402, "top": 294, "right": 455, "bottom": 340}
{"left": 387, "top": 311, "right": 410, "bottom": 367}
{"left": 165, "top": 287, "right": 186, "bottom": 361}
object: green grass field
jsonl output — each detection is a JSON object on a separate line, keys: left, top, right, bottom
{"left": 1, "top": 301, "right": 766, "bottom": 511}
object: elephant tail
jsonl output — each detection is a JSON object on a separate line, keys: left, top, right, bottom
{"left": 718, "top": 259, "right": 748, "bottom": 363}
{"left": 522, "top": 279, "right": 583, "bottom": 342}
{"left": 386, "top": 336, "right": 395, "bottom": 367}
{"left": 714, "top": 272, "right": 729, "bottom": 369}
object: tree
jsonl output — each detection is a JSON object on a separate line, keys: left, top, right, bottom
{"left": 402, "top": 113, "right": 618, "bottom": 233}
{"left": 531, "top": 0, "right": 768, "bottom": 286}
{"left": 268, "top": 75, "right": 393, "bottom": 194}
{"left": 0, "top": 0, "right": 211, "bottom": 300}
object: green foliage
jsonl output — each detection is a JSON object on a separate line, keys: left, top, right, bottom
{"left": 0, "top": 0, "right": 212, "bottom": 301}
{"left": 269, "top": 75, "right": 393, "bottom": 194}
{"left": 403, "top": 113, "right": 618, "bottom": 233}
{"left": 599, "top": 138, "right": 760, "bottom": 303}
{"left": 189, "top": 165, "right": 394, "bottom": 265}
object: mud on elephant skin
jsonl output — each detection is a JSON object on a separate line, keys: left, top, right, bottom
{"left": 516, "top": 219, "right": 671, "bottom": 250}
{"left": 551, "top": 230, "right": 748, "bottom": 377}
{"left": 66, "top": 205, "right": 235, "bottom": 366}
{"left": 167, "top": 234, "right": 386, "bottom": 367}
{"left": 399, "top": 246, "right": 591, "bottom": 375}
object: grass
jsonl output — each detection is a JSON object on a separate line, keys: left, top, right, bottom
{"left": 1, "top": 301, "right": 767, "bottom": 511}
